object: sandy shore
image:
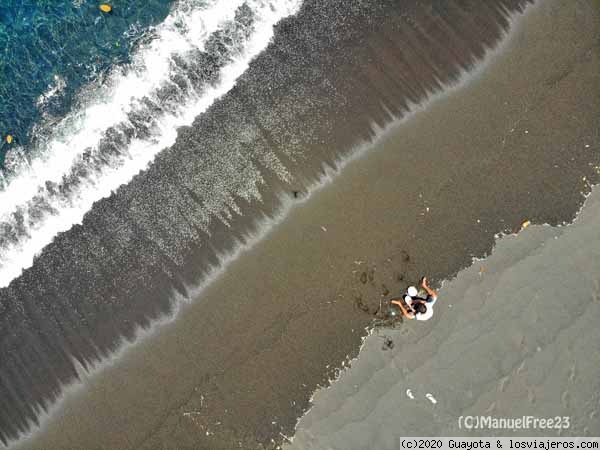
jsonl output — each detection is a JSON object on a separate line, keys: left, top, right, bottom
{"left": 287, "top": 185, "right": 600, "bottom": 449}
{"left": 0, "top": 1, "right": 532, "bottom": 444}
{"left": 12, "top": 0, "right": 600, "bottom": 449}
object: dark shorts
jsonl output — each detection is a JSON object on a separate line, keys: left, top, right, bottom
{"left": 425, "top": 294, "right": 437, "bottom": 305}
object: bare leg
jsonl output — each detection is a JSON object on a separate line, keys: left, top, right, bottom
{"left": 420, "top": 276, "right": 437, "bottom": 299}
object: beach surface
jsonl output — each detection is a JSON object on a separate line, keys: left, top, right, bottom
{"left": 1, "top": 1, "right": 532, "bottom": 444}
{"left": 288, "top": 184, "right": 600, "bottom": 449}
{"left": 10, "top": 0, "right": 600, "bottom": 448}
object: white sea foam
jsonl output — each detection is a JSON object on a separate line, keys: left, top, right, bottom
{"left": 35, "top": 75, "right": 67, "bottom": 108}
{"left": 0, "top": 0, "right": 302, "bottom": 288}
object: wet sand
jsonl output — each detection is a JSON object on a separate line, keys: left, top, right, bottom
{"left": 288, "top": 186, "right": 600, "bottom": 449}
{"left": 12, "top": 0, "right": 600, "bottom": 448}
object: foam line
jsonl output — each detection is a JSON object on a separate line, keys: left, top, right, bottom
{"left": 0, "top": 0, "right": 302, "bottom": 288}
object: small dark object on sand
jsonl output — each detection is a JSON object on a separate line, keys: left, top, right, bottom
{"left": 382, "top": 337, "right": 394, "bottom": 350}
{"left": 292, "top": 190, "right": 299, "bottom": 198}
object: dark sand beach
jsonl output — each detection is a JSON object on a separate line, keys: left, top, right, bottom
{"left": 288, "top": 185, "right": 600, "bottom": 450}
{"left": 0, "top": 1, "right": 534, "bottom": 444}
{"left": 5, "top": 0, "right": 600, "bottom": 448}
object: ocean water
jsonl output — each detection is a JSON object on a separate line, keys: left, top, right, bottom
{"left": 0, "top": 0, "right": 174, "bottom": 162}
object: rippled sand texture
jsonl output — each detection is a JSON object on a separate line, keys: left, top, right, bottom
{"left": 288, "top": 190, "right": 600, "bottom": 449}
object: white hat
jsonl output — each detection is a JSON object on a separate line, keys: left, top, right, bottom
{"left": 407, "top": 286, "right": 418, "bottom": 297}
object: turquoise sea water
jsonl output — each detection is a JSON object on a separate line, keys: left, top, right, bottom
{"left": 0, "top": 0, "right": 174, "bottom": 165}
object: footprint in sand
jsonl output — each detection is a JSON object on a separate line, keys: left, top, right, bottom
{"left": 527, "top": 387, "right": 536, "bottom": 404}
{"left": 354, "top": 295, "right": 369, "bottom": 313}
{"left": 381, "top": 284, "right": 390, "bottom": 296}
{"left": 401, "top": 250, "right": 410, "bottom": 262}
{"left": 498, "top": 376, "right": 510, "bottom": 393}
{"left": 568, "top": 363, "right": 576, "bottom": 382}
{"left": 484, "top": 401, "right": 497, "bottom": 414}
{"left": 561, "top": 390, "right": 570, "bottom": 409}
{"left": 368, "top": 268, "right": 375, "bottom": 284}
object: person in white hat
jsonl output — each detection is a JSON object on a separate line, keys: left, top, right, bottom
{"left": 390, "top": 276, "right": 438, "bottom": 321}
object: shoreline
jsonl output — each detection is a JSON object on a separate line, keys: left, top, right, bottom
{"left": 5, "top": 0, "right": 600, "bottom": 446}
{"left": 0, "top": 0, "right": 527, "bottom": 446}
{"left": 6, "top": 4, "right": 538, "bottom": 448}
{"left": 286, "top": 182, "right": 600, "bottom": 447}
{"left": 287, "top": 184, "right": 600, "bottom": 448}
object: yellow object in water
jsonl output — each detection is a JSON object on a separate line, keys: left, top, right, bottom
{"left": 99, "top": 4, "right": 112, "bottom": 13}
{"left": 521, "top": 220, "right": 531, "bottom": 229}
{"left": 5, "top": 135, "right": 12, "bottom": 144}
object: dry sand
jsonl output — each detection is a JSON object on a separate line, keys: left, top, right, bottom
{"left": 13, "top": 0, "right": 600, "bottom": 448}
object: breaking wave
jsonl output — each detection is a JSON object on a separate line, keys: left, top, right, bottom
{"left": 0, "top": 0, "right": 302, "bottom": 288}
